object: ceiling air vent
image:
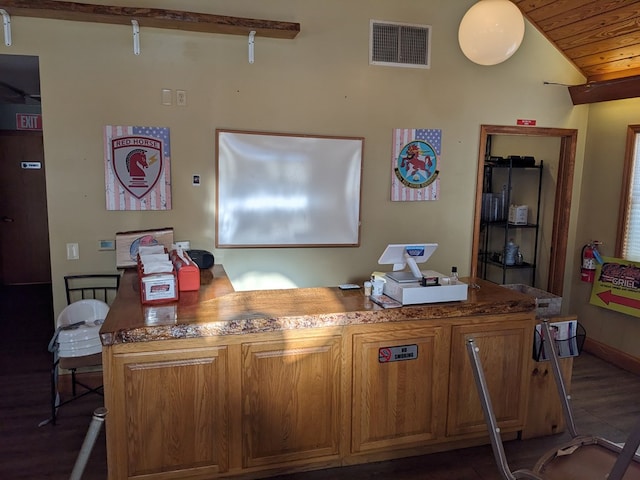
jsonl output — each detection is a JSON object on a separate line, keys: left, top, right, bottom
{"left": 370, "top": 20, "right": 431, "bottom": 69}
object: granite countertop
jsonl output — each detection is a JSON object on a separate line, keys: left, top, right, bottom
{"left": 99, "top": 266, "right": 536, "bottom": 346}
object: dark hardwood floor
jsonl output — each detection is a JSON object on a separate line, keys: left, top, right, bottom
{"left": 0, "top": 284, "right": 107, "bottom": 480}
{"left": 1, "top": 284, "right": 639, "bottom": 480}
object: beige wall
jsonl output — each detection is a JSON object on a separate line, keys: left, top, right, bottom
{"left": 0, "top": 1, "right": 589, "bottom": 324}
{"left": 570, "top": 98, "right": 640, "bottom": 358}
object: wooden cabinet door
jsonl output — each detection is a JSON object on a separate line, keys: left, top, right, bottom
{"left": 106, "top": 345, "right": 228, "bottom": 480}
{"left": 351, "top": 325, "right": 449, "bottom": 453}
{"left": 522, "top": 314, "right": 577, "bottom": 439}
{"left": 241, "top": 335, "right": 342, "bottom": 468}
{"left": 522, "top": 356, "right": 573, "bottom": 439}
{"left": 447, "top": 316, "right": 533, "bottom": 436}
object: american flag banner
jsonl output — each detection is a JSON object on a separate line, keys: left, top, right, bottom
{"left": 391, "top": 128, "right": 441, "bottom": 202}
{"left": 104, "top": 125, "right": 172, "bottom": 211}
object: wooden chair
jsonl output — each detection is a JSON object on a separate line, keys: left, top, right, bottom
{"left": 41, "top": 274, "right": 120, "bottom": 426}
{"left": 466, "top": 320, "right": 640, "bottom": 480}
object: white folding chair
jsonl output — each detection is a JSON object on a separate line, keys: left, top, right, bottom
{"left": 41, "top": 298, "right": 110, "bottom": 426}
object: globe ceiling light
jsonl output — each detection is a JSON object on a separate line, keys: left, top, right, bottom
{"left": 458, "top": 0, "right": 525, "bottom": 66}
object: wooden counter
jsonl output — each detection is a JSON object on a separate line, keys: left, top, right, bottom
{"left": 101, "top": 267, "right": 564, "bottom": 480}
{"left": 100, "top": 267, "right": 535, "bottom": 344}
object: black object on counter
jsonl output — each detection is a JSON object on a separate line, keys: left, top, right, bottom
{"left": 186, "top": 250, "right": 215, "bottom": 270}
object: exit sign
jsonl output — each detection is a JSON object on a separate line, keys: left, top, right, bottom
{"left": 16, "top": 113, "right": 42, "bottom": 131}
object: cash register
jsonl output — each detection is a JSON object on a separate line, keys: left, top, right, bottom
{"left": 378, "top": 243, "right": 468, "bottom": 305}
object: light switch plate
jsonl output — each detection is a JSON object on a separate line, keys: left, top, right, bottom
{"left": 66, "top": 243, "right": 79, "bottom": 260}
{"left": 161, "top": 89, "right": 172, "bottom": 106}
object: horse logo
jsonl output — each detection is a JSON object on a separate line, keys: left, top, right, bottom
{"left": 395, "top": 140, "right": 439, "bottom": 188}
{"left": 111, "top": 136, "right": 163, "bottom": 199}
{"left": 126, "top": 148, "right": 150, "bottom": 188}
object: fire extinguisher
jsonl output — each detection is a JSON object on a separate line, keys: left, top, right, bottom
{"left": 580, "top": 241, "right": 602, "bottom": 283}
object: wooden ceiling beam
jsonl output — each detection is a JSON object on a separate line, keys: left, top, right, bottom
{"left": 569, "top": 75, "right": 640, "bottom": 105}
{"left": 0, "top": 0, "right": 300, "bottom": 39}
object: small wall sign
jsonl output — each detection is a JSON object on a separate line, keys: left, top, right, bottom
{"left": 21, "top": 161, "right": 41, "bottom": 169}
{"left": 16, "top": 113, "right": 42, "bottom": 131}
{"left": 590, "top": 256, "right": 640, "bottom": 318}
{"left": 378, "top": 344, "right": 418, "bottom": 363}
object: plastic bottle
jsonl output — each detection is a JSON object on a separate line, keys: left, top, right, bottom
{"left": 451, "top": 266, "right": 459, "bottom": 283}
{"left": 505, "top": 239, "right": 518, "bottom": 266}
{"left": 500, "top": 184, "right": 508, "bottom": 220}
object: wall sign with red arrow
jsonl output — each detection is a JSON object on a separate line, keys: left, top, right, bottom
{"left": 590, "top": 256, "right": 640, "bottom": 318}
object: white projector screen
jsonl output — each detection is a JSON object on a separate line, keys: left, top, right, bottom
{"left": 216, "top": 130, "right": 363, "bottom": 247}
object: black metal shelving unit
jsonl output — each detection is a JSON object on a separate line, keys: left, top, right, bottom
{"left": 478, "top": 148, "right": 543, "bottom": 287}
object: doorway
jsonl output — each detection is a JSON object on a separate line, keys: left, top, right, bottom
{"left": 471, "top": 125, "right": 578, "bottom": 296}
{"left": 0, "top": 54, "right": 50, "bottom": 286}
{"left": 0, "top": 131, "right": 50, "bottom": 284}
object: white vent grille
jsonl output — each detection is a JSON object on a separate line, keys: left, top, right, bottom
{"left": 370, "top": 20, "right": 431, "bottom": 69}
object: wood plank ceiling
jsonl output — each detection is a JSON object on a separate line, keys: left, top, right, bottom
{"left": 513, "top": 0, "right": 640, "bottom": 104}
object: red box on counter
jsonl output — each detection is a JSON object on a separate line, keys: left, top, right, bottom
{"left": 170, "top": 250, "right": 200, "bottom": 291}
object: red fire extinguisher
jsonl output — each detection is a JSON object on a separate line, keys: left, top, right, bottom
{"left": 580, "top": 241, "right": 602, "bottom": 283}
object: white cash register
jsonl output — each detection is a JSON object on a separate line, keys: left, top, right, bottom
{"left": 378, "top": 243, "right": 468, "bottom": 305}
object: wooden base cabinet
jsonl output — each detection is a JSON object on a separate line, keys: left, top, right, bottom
{"left": 104, "top": 314, "right": 544, "bottom": 479}
{"left": 447, "top": 316, "right": 533, "bottom": 437}
{"left": 351, "top": 325, "right": 450, "bottom": 453}
{"left": 104, "top": 343, "right": 229, "bottom": 480}
{"left": 104, "top": 332, "right": 345, "bottom": 480}
{"left": 240, "top": 335, "right": 342, "bottom": 468}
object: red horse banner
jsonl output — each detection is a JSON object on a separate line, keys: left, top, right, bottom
{"left": 104, "top": 125, "right": 172, "bottom": 210}
{"left": 391, "top": 128, "right": 441, "bottom": 202}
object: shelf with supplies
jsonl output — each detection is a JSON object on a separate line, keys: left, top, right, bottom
{"left": 481, "top": 256, "right": 535, "bottom": 270}
{"left": 478, "top": 150, "right": 543, "bottom": 287}
{"left": 481, "top": 221, "right": 538, "bottom": 229}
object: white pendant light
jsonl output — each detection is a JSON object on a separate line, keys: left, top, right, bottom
{"left": 458, "top": 0, "right": 525, "bottom": 66}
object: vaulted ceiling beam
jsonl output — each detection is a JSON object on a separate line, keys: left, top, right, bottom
{"left": 0, "top": 0, "right": 300, "bottom": 39}
{"left": 569, "top": 75, "right": 640, "bottom": 105}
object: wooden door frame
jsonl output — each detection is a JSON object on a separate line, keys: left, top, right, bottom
{"left": 470, "top": 125, "right": 578, "bottom": 296}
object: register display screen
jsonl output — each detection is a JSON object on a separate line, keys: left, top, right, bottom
{"left": 378, "top": 243, "right": 438, "bottom": 280}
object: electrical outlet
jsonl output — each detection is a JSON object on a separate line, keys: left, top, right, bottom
{"left": 176, "top": 90, "right": 187, "bottom": 106}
